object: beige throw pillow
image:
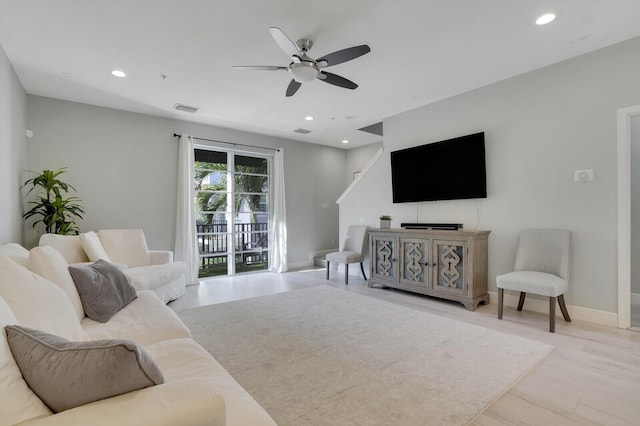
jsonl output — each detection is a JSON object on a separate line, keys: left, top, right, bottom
{"left": 29, "top": 246, "right": 85, "bottom": 322}
{"left": 0, "top": 298, "right": 52, "bottom": 424}
{"left": 79, "top": 231, "right": 112, "bottom": 262}
{"left": 0, "top": 255, "right": 84, "bottom": 341}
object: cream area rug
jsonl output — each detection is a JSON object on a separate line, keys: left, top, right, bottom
{"left": 179, "top": 286, "right": 551, "bottom": 426}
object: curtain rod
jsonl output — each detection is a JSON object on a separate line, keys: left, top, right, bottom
{"left": 173, "top": 133, "right": 280, "bottom": 152}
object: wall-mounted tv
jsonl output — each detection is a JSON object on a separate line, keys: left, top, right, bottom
{"left": 390, "top": 132, "right": 487, "bottom": 203}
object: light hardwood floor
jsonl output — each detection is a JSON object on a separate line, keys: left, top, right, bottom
{"left": 169, "top": 268, "right": 640, "bottom": 426}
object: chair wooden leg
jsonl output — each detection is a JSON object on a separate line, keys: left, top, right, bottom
{"left": 558, "top": 294, "right": 571, "bottom": 322}
{"left": 360, "top": 262, "right": 367, "bottom": 281}
{"left": 326, "top": 261, "right": 330, "bottom": 280}
{"left": 345, "top": 264, "right": 349, "bottom": 285}
{"left": 517, "top": 292, "right": 526, "bottom": 311}
{"left": 498, "top": 288, "right": 504, "bottom": 319}
{"left": 549, "top": 297, "right": 556, "bottom": 333}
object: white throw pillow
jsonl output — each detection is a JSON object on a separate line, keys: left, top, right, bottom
{"left": 0, "top": 296, "right": 52, "bottom": 424}
{"left": 0, "top": 255, "right": 84, "bottom": 341}
{"left": 80, "top": 231, "right": 112, "bottom": 262}
{"left": 39, "top": 233, "right": 89, "bottom": 263}
{"left": 29, "top": 246, "right": 85, "bottom": 322}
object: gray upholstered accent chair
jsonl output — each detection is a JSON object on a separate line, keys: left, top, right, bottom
{"left": 326, "top": 225, "right": 368, "bottom": 284}
{"left": 496, "top": 229, "right": 572, "bottom": 333}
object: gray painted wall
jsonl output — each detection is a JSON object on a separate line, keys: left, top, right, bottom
{"left": 340, "top": 36, "right": 640, "bottom": 314}
{"left": 25, "top": 95, "right": 346, "bottom": 265}
{"left": 346, "top": 142, "right": 382, "bottom": 186}
{"left": 0, "top": 44, "right": 27, "bottom": 245}
{"left": 631, "top": 115, "right": 640, "bottom": 295}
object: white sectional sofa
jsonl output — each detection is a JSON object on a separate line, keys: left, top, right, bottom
{"left": 0, "top": 243, "right": 276, "bottom": 426}
{"left": 39, "top": 229, "right": 186, "bottom": 304}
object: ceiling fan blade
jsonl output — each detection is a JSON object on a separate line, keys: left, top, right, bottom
{"left": 269, "top": 27, "right": 300, "bottom": 58}
{"left": 286, "top": 79, "right": 302, "bottom": 97}
{"left": 317, "top": 72, "right": 358, "bottom": 90}
{"left": 316, "top": 45, "right": 371, "bottom": 68}
{"left": 232, "top": 66, "right": 287, "bottom": 71}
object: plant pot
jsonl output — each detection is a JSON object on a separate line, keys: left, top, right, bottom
{"left": 380, "top": 219, "right": 391, "bottom": 229}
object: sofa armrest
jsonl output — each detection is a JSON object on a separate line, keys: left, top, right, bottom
{"left": 149, "top": 250, "right": 174, "bottom": 265}
{"left": 17, "top": 379, "right": 225, "bottom": 426}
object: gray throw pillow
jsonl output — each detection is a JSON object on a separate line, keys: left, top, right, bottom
{"left": 68, "top": 259, "right": 137, "bottom": 322}
{"left": 5, "top": 325, "right": 164, "bottom": 413}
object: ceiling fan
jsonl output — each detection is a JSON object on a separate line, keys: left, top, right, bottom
{"left": 233, "top": 27, "right": 371, "bottom": 97}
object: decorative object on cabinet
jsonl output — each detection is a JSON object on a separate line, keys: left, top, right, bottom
{"left": 379, "top": 215, "right": 392, "bottom": 229}
{"left": 369, "top": 228, "right": 490, "bottom": 310}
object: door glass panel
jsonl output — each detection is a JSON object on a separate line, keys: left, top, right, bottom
{"left": 195, "top": 149, "right": 270, "bottom": 277}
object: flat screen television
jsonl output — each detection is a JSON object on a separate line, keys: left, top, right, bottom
{"left": 390, "top": 132, "right": 487, "bottom": 203}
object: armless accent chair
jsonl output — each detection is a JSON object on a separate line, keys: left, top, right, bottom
{"left": 326, "top": 225, "right": 368, "bottom": 285}
{"left": 496, "top": 229, "right": 572, "bottom": 333}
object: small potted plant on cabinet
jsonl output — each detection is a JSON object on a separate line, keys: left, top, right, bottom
{"left": 379, "top": 215, "right": 392, "bottom": 229}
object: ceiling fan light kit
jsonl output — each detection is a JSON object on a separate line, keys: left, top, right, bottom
{"left": 289, "top": 61, "right": 319, "bottom": 83}
{"left": 234, "top": 27, "right": 370, "bottom": 97}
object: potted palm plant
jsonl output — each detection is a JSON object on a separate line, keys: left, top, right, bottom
{"left": 22, "top": 168, "right": 85, "bottom": 235}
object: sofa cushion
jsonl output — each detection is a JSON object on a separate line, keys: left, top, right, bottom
{"left": 39, "top": 233, "right": 89, "bottom": 264}
{"left": 6, "top": 325, "right": 164, "bottom": 413}
{"left": 69, "top": 260, "right": 137, "bottom": 323}
{"left": 0, "top": 243, "right": 29, "bottom": 268}
{"left": 99, "top": 229, "right": 152, "bottom": 268}
{"left": 82, "top": 291, "right": 191, "bottom": 346}
{"left": 126, "top": 262, "right": 186, "bottom": 291}
{"left": 79, "top": 231, "right": 112, "bottom": 262}
{"left": 29, "top": 246, "right": 85, "bottom": 322}
{"left": 146, "top": 337, "right": 277, "bottom": 426}
{"left": 0, "top": 255, "right": 84, "bottom": 341}
{"left": 0, "top": 297, "right": 52, "bottom": 425}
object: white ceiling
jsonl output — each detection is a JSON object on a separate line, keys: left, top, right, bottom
{"left": 2, "top": 1, "right": 640, "bottom": 149}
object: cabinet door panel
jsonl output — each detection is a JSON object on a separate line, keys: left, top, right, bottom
{"left": 433, "top": 240, "right": 467, "bottom": 295}
{"left": 371, "top": 235, "right": 398, "bottom": 282}
{"left": 399, "top": 238, "right": 429, "bottom": 287}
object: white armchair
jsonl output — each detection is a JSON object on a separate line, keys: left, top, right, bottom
{"left": 40, "top": 229, "right": 186, "bottom": 303}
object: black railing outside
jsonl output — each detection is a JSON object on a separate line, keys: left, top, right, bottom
{"left": 197, "top": 222, "right": 269, "bottom": 276}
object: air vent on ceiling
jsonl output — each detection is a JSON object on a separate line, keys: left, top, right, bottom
{"left": 173, "top": 103, "right": 199, "bottom": 114}
{"left": 294, "top": 128, "right": 312, "bottom": 134}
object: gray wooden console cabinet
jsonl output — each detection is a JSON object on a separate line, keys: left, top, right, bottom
{"left": 368, "top": 228, "right": 490, "bottom": 311}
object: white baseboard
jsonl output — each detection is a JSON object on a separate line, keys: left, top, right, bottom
{"left": 288, "top": 260, "right": 314, "bottom": 270}
{"left": 489, "top": 291, "right": 618, "bottom": 327}
{"left": 307, "top": 249, "right": 337, "bottom": 261}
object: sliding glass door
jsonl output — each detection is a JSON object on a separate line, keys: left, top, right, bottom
{"left": 194, "top": 148, "right": 270, "bottom": 277}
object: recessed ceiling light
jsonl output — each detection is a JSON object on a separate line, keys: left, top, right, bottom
{"left": 342, "top": 140, "right": 349, "bottom": 144}
{"left": 305, "top": 116, "right": 314, "bottom": 121}
{"left": 535, "top": 13, "right": 556, "bottom": 26}
{"left": 111, "top": 69, "right": 126, "bottom": 78}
